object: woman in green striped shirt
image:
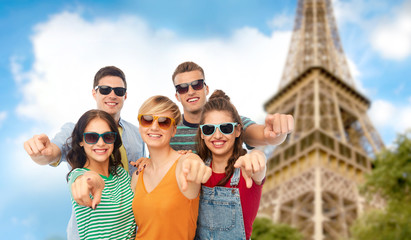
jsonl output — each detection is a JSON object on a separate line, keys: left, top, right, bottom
{"left": 66, "top": 109, "right": 136, "bottom": 240}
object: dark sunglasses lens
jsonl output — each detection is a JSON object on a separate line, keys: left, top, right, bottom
{"left": 202, "top": 125, "right": 215, "bottom": 135}
{"left": 85, "top": 133, "right": 99, "bottom": 144}
{"left": 98, "top": 86, "right": 112, "bottom": 95}
{"left": 158, "top": 117, "right": 172, "bottom": 129}
{"left": 192, "top": 80, "right": 204, "bottom": 90}
{"left": 140, "top": 115, "right": 154, "bottom": 127}
{"left": 220, "top": 123, "right": 234, "bottom": 134}
{"left": 103, "top": 132, "right": 116, "bottom": 144}
{"left": 113, "top": 88, "right": 126, "bottom": 96}
{"left": 176, "top": 84, "right": 189, "bottom": 94}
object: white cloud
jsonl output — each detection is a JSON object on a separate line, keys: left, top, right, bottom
{"left": 0, "top": 111, "right": 7, "bottom": 128}
{"left": 371, "top": 0, "right": 411, "bottom": 60}
{"left": 14, "top": 11, "right": 291, "bottom": 130}
{"left": 267, "top": 12, "right": 294, "bottom": 30}
{"left": 346, "top": 57, "right": 368, "bottom": 94}
{"left": 8, "top": 133, "right": 69, "bottom": 194}
{"left": 9, "top": 11, "right": 291, "bottom": 196}
{"left": 369, "top": 99, "right": 411, "bottom": 133}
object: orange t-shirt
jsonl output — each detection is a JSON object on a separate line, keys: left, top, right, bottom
{"left": 132, "top": 159, "right": 199, "bottom": 240}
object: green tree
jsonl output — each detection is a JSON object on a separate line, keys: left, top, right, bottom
{"left": 252, "top": 217, "right": 303, "bottom": 240}
{"left": 350, "top": 131, "right": 411, "bottom": 240}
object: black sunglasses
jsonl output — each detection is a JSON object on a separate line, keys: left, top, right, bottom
{"left": 200, "top": 122, "right": 238, "bottom": 136}
{"left": 95, "top": 85, "right": 127, "bottom": 97}
{"left": 175, "top": 79, "right": 205, "bottom": 94}
{"left": 83, "top": 132, "right": 117, "bottom": 144}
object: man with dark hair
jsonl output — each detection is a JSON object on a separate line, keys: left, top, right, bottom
{"left": 23, "top": 66, "right": 145, "bottom": 239}
{"left": 170, "top": 61, "right": 294, "bottom": 152}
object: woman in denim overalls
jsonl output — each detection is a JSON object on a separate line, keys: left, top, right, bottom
{"left": 194, "top": 90, "right": 267, "bottom": 240}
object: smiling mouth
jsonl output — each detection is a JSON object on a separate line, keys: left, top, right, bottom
{"left": 94, "top": 149, "right": 108, "bottom": 154}
{"left": 148, "top": 134, "right": 162, "bottom": 138}
{"left": 187, "top": 97, "right": 199, "bottom": 103}
{"left": 106, "top": 102, "right": 118, "bottom": 106}
{"left": 212, "top": 141, "right": 225, "bottom": 147}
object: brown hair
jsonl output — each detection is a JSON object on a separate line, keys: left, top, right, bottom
{"left": 195, "top": 90, "right": 247, "bottom": 186}
{"left": 172, "top": 61, "right": 205, "bottom": 84}
{"left": 138, "top": 95, "right": 181, "bottom": 125}
{"left": 66, "top": 109, "right": 123, "bottom": 181}
{"left": 93, "top": 66, "right": 127, "bottom": 89}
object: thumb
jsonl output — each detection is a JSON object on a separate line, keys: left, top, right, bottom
{"left": 241, "top": 169, "right": 253, "bottom": 188}
{"left": 41, "top": 148, "right": 52, "bottom": 156}
{"left": 179, "top": 170, "right": 188, "bottom": 192}
{"left": 182, "top": 158, "right": 191, "bottom": 175}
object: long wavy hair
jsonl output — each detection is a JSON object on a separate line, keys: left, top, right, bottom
{"left": 66, "top": 109, "right": 123, "bottom": 181}
{"left": 195, "top": 90, "right": 247, "bottom": 186}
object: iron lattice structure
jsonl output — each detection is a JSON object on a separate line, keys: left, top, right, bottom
{"left": 259, "top": 0, "right": 384, "bottom": 239}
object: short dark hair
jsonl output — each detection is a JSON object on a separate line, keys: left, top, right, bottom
{"left": 172, "top": 61, "right": 205, "bottom": 84}
{"left": 93, "top": 66, "right": 127, "bottom": 89}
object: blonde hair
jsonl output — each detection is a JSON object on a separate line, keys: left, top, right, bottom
{"left": 138, "top": 95, "right": 181, "bottom": 125}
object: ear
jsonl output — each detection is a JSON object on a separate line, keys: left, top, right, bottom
{"left": 124, "top": 92, "right": 127, "bottom": 101}
{"left": 92, "top": 89, "right": 97, "bottom": 100}
{"left": 79, "top": 141, "right": 84, "bottom": 147}
{"left": 171, "top": 125, "right": 177, "bottom": 137}
{"left": 175, "top": 92, "right": 181, "bottom": 103}
{"left": 235, "top": 125, "right": 241, "bottom": 138}
{"left": 205, "top": 84, "right": 209, "bottom": 96}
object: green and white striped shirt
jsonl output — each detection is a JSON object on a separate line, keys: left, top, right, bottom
{"left": 170, "top": 115, "right": 256, "bottom": 153}
{"left": 68, "top": 167, "right": 136, "bottom": 240}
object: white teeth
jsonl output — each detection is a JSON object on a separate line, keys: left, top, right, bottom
{"left": 188, "top": 98, "right": 199, "bottom": 102}
{"left": 94, "top": 149, "right": 106, "bottom": 153}
{"left": 149, "top": 134, "right": 161, "bottom": 138}
{"left": 213, "top": 142, "right": 224, "bottom": 146}
{"left": 107, "top": 102, "right": 117, "bottom": 106}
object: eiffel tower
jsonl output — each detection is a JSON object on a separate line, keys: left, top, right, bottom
{"left": 259, "top": 0, "right": 384, "bottom": 239}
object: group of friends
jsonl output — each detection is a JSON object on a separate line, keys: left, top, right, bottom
{"left": 24, "top": 61, "right": 294, "bottom": 240}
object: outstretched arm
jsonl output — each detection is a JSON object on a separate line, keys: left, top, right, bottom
{"left": 243, "top": 113, "right": 294, "bottom": 147}
{"left": 176, "top": 153, "right": 212, "bottom": 199}
{"left": 23, "top": 134, "right": 62, "bottom": 165}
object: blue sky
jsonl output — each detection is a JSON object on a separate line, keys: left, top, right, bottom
{"left": 1, "top": 0, "right": 410, "bottom": 239}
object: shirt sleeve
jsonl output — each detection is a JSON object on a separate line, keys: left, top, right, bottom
{"left": 50, "top": 122, "right": 75, "bottom": 167}
{"left": 240, "top": 116, "right": 256, "bottom": 150}
{"left": 68, "top": 168, "right": 88, "bottom": 196}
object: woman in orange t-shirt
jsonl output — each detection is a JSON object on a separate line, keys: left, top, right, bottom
{"left": 131, "top": 95, "right": 212, "bottom": 240}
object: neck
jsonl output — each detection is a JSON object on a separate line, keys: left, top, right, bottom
{"left": 183, "top": 111, "right": 202, "bottom": 124}
{"left": 211, "top": 154, "right": 229, "bottom": 173}
{"left": 147, "top": 146, "right": 179, "bottom": 170}
{"left": 112, "top": 113, "right": 121, "bottom": 126}
{"left": 85, "top": 159, "right": 110, "bottom": 177}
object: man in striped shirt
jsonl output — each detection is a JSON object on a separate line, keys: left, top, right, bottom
{"left": 170, "top": 61, "right": 294, "bottom": 152}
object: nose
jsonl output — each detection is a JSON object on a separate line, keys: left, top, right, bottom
{"left": 150, "top": 120, "right": 161, "bottom": 130}
{"left": 187, "top": 85, "right": 196, "bottom": 95}
{"left": 107, "top": 89, "right": 117, "bottom": 98}
{"left": 213, "top": 128, "right": 223, "bottom": 138}
{"left": 96, "top": 136, "right": 106, "bottom": 145}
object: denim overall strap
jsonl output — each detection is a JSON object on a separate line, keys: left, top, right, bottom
{"left": 230, "top": 167, "right": 241, "bottom": 187}
{"left": 196, "top": 158, "right": 247, "bottom": 240}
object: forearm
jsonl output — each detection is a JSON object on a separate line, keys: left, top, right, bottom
{"left": 243, "top": 124, "right": 287, "bottom": 147}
